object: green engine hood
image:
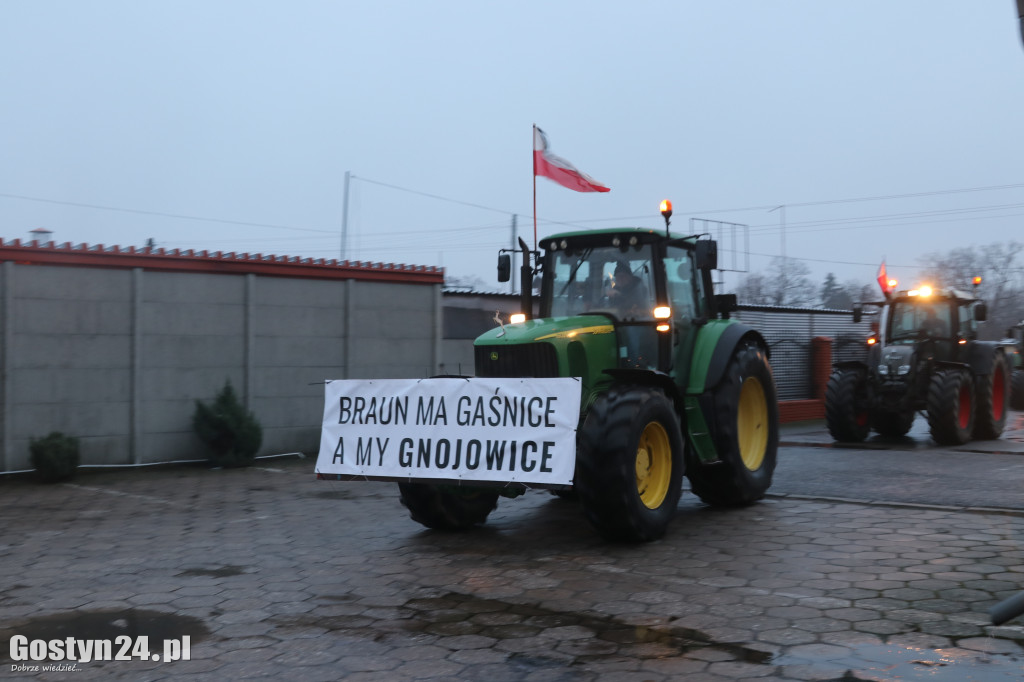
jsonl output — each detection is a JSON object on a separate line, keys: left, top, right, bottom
{"left": 475, "top": 315, "right": 616, "bottom": 346}
{"left": 474, "top": 315, "right": 619, "bottom": 406}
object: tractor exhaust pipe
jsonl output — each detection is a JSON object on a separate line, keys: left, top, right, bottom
{"left": 518, "top": 237, "right": 533, "bottom": 320}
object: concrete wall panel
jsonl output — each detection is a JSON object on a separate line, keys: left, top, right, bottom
{"left": 253, "top": 277, "right": 346, "bottom": 308}
{"left": 0, "top": 260, "right": 442, "bottom": 471}
{"left": 13, "top": 265, "right": 131, "bottom": 301}
{"left": 13, "top": 299, "right": 131, "bottom": 335}
{"left": 9, "top": 368, "right": 131, "bottom": 404}
{"left": 143, "top": 272, "right": 245, "bottom": 303}
{"left": 141, "top": 302, "right": 245, "bottom": 336}
{"left": 13, "top": 335, "right": 131, "bottom": 369}
{"left": 141, "top": 336, "right": 246, "bottom": 368}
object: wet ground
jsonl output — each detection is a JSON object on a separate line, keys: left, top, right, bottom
{"left": 0, "top": 420, "right": 1022, "bottom": 681}
{"left": 780, "top": 411, "right": 1024, "bottom": 454}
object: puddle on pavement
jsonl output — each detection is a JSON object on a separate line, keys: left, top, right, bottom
{"left": 176, "top": 564, "right": 247, "bottom": 578}
{"left": 271, "top": 591, "right": 1024, "bottom": 678}
{"left": 274, "top": 591, "right": 771, "bottom": 666}
{"left": 775, "top": 642, "right": 1023, "bottom": 681}
{"left": 308, "top": 490, "right": 357, "bottom": 500}
{"left": 0, "top": 609, "right": 210, "bottom": 661}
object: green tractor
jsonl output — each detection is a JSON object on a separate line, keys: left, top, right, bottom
{"left": 399, "top": 208, "right": 779, "bottom": 542}
{"left": 826, "top": 282, "right": 1011, "bottom": 445}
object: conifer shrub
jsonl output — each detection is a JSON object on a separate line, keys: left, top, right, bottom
{"left": 192, "top": 381, "right": 263, "bottom": 468}
{"left": 29, "top": 431, "right": 80, "bottom": 482}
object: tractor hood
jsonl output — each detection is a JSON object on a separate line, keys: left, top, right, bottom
{"left": 475, "top": 315, "right": 616, "bottom": 346}
{"left": 474, "top": 314, "right": 619, "bottom": 394}
{"left": 878, "top": 344, "right": 915, "bottom": 379}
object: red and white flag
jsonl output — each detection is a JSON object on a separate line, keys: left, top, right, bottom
{"left": 533, "top": 126, "right": 610, "bottom": 193}
{"left": 876, "top": 260, "right": 895, "bottom": 295}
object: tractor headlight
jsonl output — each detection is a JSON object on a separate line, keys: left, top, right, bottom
{"left": 509, "top": 313, "right": 526, "bottom": 324}
{"left": 897, "top": 364, "right": 911, "bottom": 376}
{"left": 878, "top": 364, "right": 889, "bottom": 376}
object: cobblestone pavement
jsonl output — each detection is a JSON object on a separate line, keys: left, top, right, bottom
{"left": 1, "top": 456, "right": 1022, "bottom": 681}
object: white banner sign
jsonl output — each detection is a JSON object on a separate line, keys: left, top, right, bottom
{"left": 316, "top": 377, "right": 582, "bottom": 486}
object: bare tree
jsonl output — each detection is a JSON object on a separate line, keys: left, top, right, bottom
{"left": 765, "top": 256, "right": 815, "bottom": 307}
{"left": 733, "top": 272, "right": 773, "bottom": 305}
{"left": 918, "top": 241, "right": 1024, "bottom": 340}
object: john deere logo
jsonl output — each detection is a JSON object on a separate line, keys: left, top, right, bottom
{"left": 490, "top": 352, "right": 499, "bottom": 362}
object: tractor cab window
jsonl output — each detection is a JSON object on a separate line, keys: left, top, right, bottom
{"left": 663, "top": 246, "right": 699, "bottom": 321}
{"left": 887, "top": 300, "right": 952, "bottom": 343}
{"left": 548, "top": 244, "right": 656, "bottom": 320}
{"left": 959, "top": 303, "right": 976, "bottom": 338}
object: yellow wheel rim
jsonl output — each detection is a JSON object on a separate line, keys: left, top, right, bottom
{"left": 635, "top": 421, "right": 672, "bottom": 509}
{"left": 737, "top": 376, "right": 768, "bottom": 471}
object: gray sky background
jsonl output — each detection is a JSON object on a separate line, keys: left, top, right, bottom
{"left": 2, "top": 1, "right": 1022, "bottom": 294}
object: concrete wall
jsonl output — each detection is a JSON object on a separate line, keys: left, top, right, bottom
{"left": 441, "top": 291, "right": 526, "bottom": 376}
{"left": 0, "top": 256, "right": 442, "bottom": 472}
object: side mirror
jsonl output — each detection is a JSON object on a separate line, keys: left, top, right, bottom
{"left": 853, "top": 305, "right": 863, "bottom": 324}
{"left": 497, "top": 254, "right": 511, "bottom": 283}
{"left": 974, "top": 302, "right": 987, "bottom": 322}
{"left": 695, "top": 240, "right": 718, "bottom": 270}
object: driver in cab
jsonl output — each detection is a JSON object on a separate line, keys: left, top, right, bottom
{"left": 606, "top": 260, "right": 649, "bottom": 320}
{"left": 920, "top": 305, "right": 947, "bottom": 337}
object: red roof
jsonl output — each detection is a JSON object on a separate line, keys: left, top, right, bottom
{"left": 0, "top": 238, "right": 444, "bottom": 285}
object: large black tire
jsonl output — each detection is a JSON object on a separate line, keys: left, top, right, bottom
{"left": 870, "top": 410, "right": 915, "bottom": 438}
{"left": 973, "top": 351, "right": 1010, "bottom": 440}
{"left": 927, "top": 368, "right": 975, "bottom": 446}
{"left": 825, "top": 367, "right": 870, "bottom": 442}
{"left": 397, "top": 483, "right": 499, "bottom": 530}
{"left": 686, "top": 341, "right": 778, "bottom": 507}
{"left": 1010, "top": 369, "right": 1024, "bottom": 411}
{"left": 575, "top": 386, "right": 684, "bottom": 542}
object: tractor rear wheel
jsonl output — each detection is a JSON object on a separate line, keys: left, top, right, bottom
{"left": 870, "top": 410, "right": 915, "bottom": 438}
{"left": 397, "top": 483, "right": 499, "bottom": 530}
{"left": 576, "top": 385, "right": 684, "bottom": 542}
{"left": 927, "top": 368, "right": 975, "bottom": 445}
{"left": 1010, "top": 369, "right": 1024, "bottom": 411}
{"left": 687, "top": 341, "right": 778, "bottom": 507}
{"left": 974, "top": 351, "right": 1010, "bottom": 440}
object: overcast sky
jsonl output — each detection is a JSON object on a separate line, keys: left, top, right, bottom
{"left": 2, "top": 1, "right": 1022, "bottom": 293}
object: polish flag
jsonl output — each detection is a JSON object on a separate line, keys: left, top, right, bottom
{"left": 533, "top": 126, "right": 610, "bottom": 193}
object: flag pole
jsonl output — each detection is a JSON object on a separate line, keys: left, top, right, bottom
{"left": 532, "top": 125, "right": 538, "bottom": 250}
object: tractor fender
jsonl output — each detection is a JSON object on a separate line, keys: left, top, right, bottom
{"left": 687, "top": 321, "right": 769, "bottom": 394}
{"left": 603, "top": 368, "right": 677, "bottom": 395}
{"left": 966, "top": 341, "right": 1002, "bottom": 375}
{"left": 834, "top": 359, "right": 869, "bottom": 373}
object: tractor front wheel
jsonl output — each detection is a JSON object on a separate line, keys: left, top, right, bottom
{"left": 687, "top": 341, "right": 778, "bottom": 507}
{"left": 825, "top": 367, "right": 870, "bottom": 442}
{"left": 927, "top": 368, "right": 975, "bottom": 445}
{"left": 397, "top": 483, "right": 499, "bottom": 530}
{"left": 576, "top": 386, "right": 684, "bottom": 542}
{"left": 974, "top": 351, "right": 1010, "bottom": 440}
{"left": 1012, "top": 370, "right": 1024, "bottom": 411}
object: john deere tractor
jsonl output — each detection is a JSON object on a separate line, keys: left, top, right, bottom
{"left": 826, "top": 282, "right": 1011, "bottom": 445}
{"left": 399, "top": 207, "right": 779, "bottom": 542}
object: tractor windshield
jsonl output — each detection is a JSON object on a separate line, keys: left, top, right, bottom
{"left": 546, "top": 244, "right": 657, "bottom": 321}
{"left": 887, "top": 299, "right": 953, "bottom": 343}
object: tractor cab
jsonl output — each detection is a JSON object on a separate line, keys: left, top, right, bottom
{"left": 873, "top": 284, "right": 987, "bottom": 361}
{"left": 537, "top": 228, "right": 715, "bottom": 374}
